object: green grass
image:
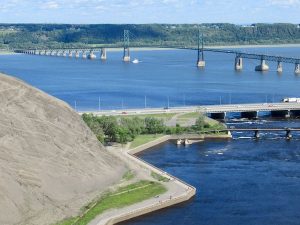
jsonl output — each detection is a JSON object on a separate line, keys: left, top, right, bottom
{"left": 130, "top": 134, "right": 165, "bottom": 149}
{"left": 122, "top": 170, "right": 135, "bottom": 181}
{"left": 55, "top": 180, "right": 166, "bottom": 225}
{"left": 178, "top": 112, "right": 201, "bottom": 119}
{"left": 151, "top": 171, "right": 170, "bottom": 182}
{"left": 116, "top": 113, "right": 176, "bottom": 120}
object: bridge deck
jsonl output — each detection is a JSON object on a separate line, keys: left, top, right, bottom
{"left": 79, "top": 102, "right": 300, "bottom": 116}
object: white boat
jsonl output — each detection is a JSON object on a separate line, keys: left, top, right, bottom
{"left": 132, "top": 58, "right": 139, "bottom": 64}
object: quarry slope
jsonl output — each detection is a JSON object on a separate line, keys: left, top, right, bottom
{"left": 0, "top": 73, "right": 126, "bottom": 225}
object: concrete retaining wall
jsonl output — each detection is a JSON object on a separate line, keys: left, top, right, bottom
{"left": 102, "top": 133, "right": 231, "bottom": 225}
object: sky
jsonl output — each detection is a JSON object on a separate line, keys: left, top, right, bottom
{"left": 0, "top": 0, "right": 299, "bottom": 24}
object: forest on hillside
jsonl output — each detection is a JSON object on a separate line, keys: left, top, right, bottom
{"left": 0, "top": 23, "right": 299, "bottom": 49}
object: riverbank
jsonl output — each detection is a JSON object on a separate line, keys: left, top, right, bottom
{"left": 87, "top": 132, "right": 231, "bottom": 225}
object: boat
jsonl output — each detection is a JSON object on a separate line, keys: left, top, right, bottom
{"left": 132, "top": 58, "right": 139, "bottom": 64}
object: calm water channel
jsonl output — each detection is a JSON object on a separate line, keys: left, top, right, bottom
{"left": 1, "top": 47, "right": 300, "bottom": 224}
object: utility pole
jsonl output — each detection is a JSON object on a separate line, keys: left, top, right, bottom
{"left": 144, "top": 95, "right": 147, "bottom": 109}
{"left": 167, "top": 96, "right": 170, "bottom": 109}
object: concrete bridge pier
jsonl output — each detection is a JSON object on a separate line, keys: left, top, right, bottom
{"left": 254, "top": 130, "right": 260, "bottom": 139}
{"left": 210, "top": 112, "right": 226, "bottom": 120}
{"left": 277, "top": 61, "right": 283, "bottom": 73}
{"left": 255, "top": 59, "right": 269, "bottom": 72}
{"left": 100, "top": 48, "right": 107, "bottom": 60}
{"left": 88, "top": 50, "right": 96, "bottom": 59}
{"left": 241, "top": 111, "right": 258, "bottom": 119}
{"left": 82, "top": 51, "right": 87, "bottom": 59}
{"left": 295, "top": 63, "right": 300, "bottom": 75}
{"left": 271, "top": 110, "right": 290, "bottom": 118}
{"left": 123, "top": 47, "right": 130, "bottom": 62}
{"left": 75, "top": 51, "right": 80, "bottom": 58}
{"left": 286, "top": 129, "right": 292, "bottom": 140}
{"left": 197, "top": 59, "right": 206, "bottom": 68}
{"left": 235, "top": 56, "right": 243, "bottom": 70}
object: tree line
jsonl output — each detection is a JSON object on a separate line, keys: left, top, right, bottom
{"left": 0, "top": 23, "right": 299, "bottom": 50}
{"left": 82, "top": 114, "right": 223, "bottom": 144}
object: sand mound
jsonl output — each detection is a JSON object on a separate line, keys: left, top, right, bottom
{"left": 0, "top": 73, "right": 126, "bottom": 225}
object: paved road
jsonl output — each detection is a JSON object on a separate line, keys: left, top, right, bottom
{"left": 79, "top": 102, "right": 300, "bottom": 116}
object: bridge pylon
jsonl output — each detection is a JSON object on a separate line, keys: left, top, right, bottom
{"left": 295, "top": 63, "right": 300, "bottom": 75}
{"left": 197, "top": 30, "right": 205, "bottom": 68}
{"left": 255, "top": 56, "right": 269, "bottom": 72}
{"left": 235, "top": 54, "right": 243, "bottom": 71}
{"left": 123, "top": 30, "right": 130, "bottom": 62}
{"left": 277, "top": 61, "right": 283, "bottom": 73}
{"left": 100, "top": 48, "right": 107, "bottom": 60}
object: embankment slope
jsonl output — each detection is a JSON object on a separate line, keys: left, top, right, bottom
{"left": 0, "top": 73, "right": 126, "bottom": 225}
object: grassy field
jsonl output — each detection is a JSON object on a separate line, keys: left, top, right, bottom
{"left": 116, "top": 113, "right": 176, "bottom": 120}
{"left": 55, "top": 180, "right": 166, "bottom": 225}
{"left": 130, "top": 134, "right": 165, "bottom": 149}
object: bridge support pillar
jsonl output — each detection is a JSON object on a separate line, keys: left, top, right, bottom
{"left": 235, "top": 56, "right": 243, "bottom": 70}
{"left": 295, "top": 63, "right": 300, "bottom": 75}
{"left": 271, "top": 110, "right": 290, "bottom": 118}
{"left": 123, "top": 47, "right": 130, "bottom": 62}
{"left": 286, "top": 129, "right": 292, "bottom": 140}
{"left": 210, "top": 112, "right": 226, "bottom": 120}
{"left": 241, "top": 111, "right": 258, "bottom": 119}
{"left": 100, "top": 48, "right": 107, "bottom": 60}
{"left": 277, "top": 61, "right": 283, "bottom": 73}
{"left": 82, "top": 51, "right": 87, "bottom": 59}
{"left": 88, "top": 50, "right": 96, "bottom": 59}
{"left": 255, "top": 59, "right": 269, "bottom": 72}
{"left": 254, "top": 130, "right": 260, "bottom": 139}
{"left": 197, "top": 60, "right": 205, "bottom": 68}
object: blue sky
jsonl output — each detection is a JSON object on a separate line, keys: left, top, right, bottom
{"left": 0, "top": 0, "right": 299, "bottom": 24}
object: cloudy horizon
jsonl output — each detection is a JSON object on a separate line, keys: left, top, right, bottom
{"left": 0, "top": 0, "right": 299, "bottom": 24}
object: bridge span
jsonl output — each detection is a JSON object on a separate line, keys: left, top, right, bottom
{"left": 15, "top": 30, "right": 300, "bottom": 74}
{"left": 79, "top": 102, "right": 300, "bottom": 120}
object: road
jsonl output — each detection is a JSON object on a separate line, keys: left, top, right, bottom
{"left": 79, "top": 102, "right": 300, "bottom": 116}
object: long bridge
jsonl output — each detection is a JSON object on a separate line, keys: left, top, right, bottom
{"left": 79, "top": 102, "right": 300, "bottom": 120}
{"left": 15, "top": 30, "right": 300, "bottom": 74}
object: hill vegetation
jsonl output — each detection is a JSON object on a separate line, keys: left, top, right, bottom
{"left": 0, "top": 23, "right": 300, "bottom": 50}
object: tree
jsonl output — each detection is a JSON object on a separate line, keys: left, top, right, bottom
{"left": 144, "top": 117, "right": 165, "bottom": 134}
{"left": 195, "top": 114, "right": 205, "bottom": 131}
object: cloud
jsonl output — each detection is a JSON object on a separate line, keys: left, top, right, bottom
{"left": 267, "top": 0, "right": 300, "bottom": 7}
{"left": 40, "top": 1, "right": 59, "bottom": 9}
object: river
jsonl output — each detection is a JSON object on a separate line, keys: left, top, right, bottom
{"left": 1, "top": 47, "right": 300, "bottom": 225}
